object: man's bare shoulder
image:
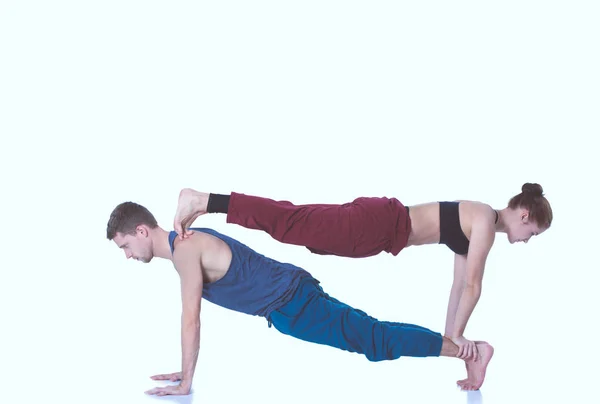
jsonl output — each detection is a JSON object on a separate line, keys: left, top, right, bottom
{"left": 172, "top": 231, "right": 232, "bottom": 271}
{"left": 172, "top": 231, "right": 218, "bottom": 255}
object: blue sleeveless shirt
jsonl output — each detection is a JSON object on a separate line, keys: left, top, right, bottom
{"left": 168, "top": 227, "right": 314, "bottom": 319}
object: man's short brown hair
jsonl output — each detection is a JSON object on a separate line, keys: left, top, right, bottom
{"left": 106, "top": 202, "right": 158, "bottom": 240}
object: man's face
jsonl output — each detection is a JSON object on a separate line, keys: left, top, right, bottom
{"left": 113, "top": 228, "right": 153, "bottom": 263}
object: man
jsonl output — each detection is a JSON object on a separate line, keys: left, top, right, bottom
{"left": 107, "top": 201, "right": 493, "bottom": 397}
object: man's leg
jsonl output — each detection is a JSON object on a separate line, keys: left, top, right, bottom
{"left": 269, "top": 278, "right": 493, "bottom": 390}
{"left": 174, "top": 189, "right": 411, "bottom": 258}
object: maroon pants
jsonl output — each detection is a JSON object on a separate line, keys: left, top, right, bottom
{"left": 226, "top": 192, "right": 412, "bottom": 258}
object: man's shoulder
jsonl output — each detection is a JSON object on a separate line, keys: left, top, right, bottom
{"left": 173, "top": 229, "right": 236, "bottom": 255}
{"left": 171, "top": 232, "right": 210, "bottom": 257}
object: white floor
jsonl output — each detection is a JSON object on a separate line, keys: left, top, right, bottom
{"left": 8, "top": 320, "right": 594, "bottom": 404}
{"left": 6, "top": 251, "right": 597, "bottom": 404}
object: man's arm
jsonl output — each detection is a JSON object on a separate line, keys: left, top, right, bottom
{"left": 444, "top": 254, "right": 468, "bottom": 337}
{"left": 172, "top": 240, "right": 204, "bottom": 393}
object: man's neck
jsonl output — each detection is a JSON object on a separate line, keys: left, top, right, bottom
{"left": 151, "top": 227, "right": 173, "bottom": 260}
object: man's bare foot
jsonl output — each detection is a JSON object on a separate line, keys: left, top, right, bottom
{"left": 174, "top": 188, "right": 209, "bottom": 239}
{"left": 457, "top": 360, "right": 474, "bottom": 387}
{"left": 457, "top": 342, "right": 494, "bottom": 391}
{"left": 456, "top": 340, "right": 483, "bottom": 387}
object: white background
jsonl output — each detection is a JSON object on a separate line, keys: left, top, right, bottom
{"left": 1, "top": 1, "right": 598, "bottom": 403}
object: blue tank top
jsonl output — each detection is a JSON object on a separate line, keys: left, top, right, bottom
{"left": 168, "top": 227, "right": 314, "bottom": 319}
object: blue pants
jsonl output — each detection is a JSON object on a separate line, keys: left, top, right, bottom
{"left": 269, "top": 278, "right": 443, "bottom": 361}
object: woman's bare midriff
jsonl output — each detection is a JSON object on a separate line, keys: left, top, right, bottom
{"left": 405, "top": 200, "right": 478, "bottom": 248}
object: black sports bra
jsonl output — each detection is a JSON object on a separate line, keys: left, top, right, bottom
{"left": 406, "top": 201, "right": 498, "bottom": 255}
{"left": 438, "top": 201, "right": 498, "bottom": 255}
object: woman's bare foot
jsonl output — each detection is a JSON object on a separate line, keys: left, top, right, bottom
{"left": 174, "top": 188, "right": 209, "bottom": 239}
{"left": 457, "top": 342, "right": 494, "bottom": 391}
{"left": 457, "top": 340, "right": 483, "bottom": 387}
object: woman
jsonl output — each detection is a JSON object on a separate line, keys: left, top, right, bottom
{"left": 172, "top": 183, "right": 552, "bottom": 373}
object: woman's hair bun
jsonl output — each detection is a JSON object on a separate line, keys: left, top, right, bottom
{"left": 522, "top": 182, "right": 543, "bottom": 197}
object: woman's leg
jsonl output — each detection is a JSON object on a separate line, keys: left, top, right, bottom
{"left": 174, "top": 189, "right": 411, "bottom": 258}
{"left": 225, "top": 192, "right": 412, "bottom": 258}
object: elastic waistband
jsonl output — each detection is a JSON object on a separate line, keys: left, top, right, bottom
{"left": 389, "top": 201, "right": 411, "bottom": 256}
{"left": 266, "top": 276, "right": 320, "bottom": 328}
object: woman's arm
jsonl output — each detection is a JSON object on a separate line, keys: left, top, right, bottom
{"left": 444, "top": 254, "right": 468, "bottom": 337}
{"left": 451, "top": 221, "right": 494, "bottom": 337}
{"left": 449, "top": 208, "right": 496, "bottom": 359}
